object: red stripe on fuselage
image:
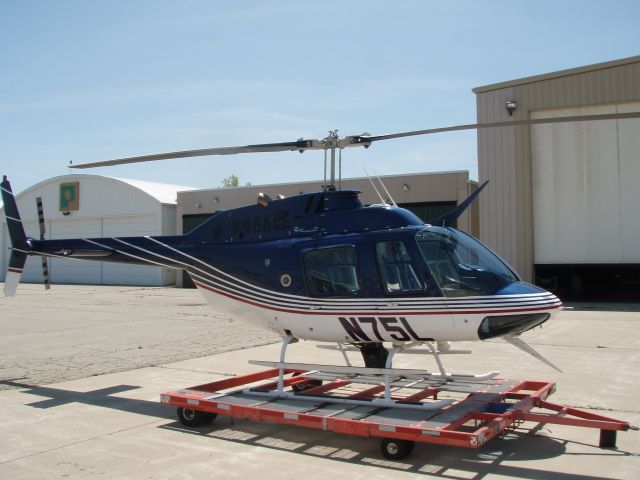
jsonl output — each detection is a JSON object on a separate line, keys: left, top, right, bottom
{"left": 193, "top": 280, "right": 561, "bottom": 316}
{"left": 8, "top": 268, "right": 23, "bottom": 274}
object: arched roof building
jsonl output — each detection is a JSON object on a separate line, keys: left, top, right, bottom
{"left": 1, "top": 174, "right": 196, "bottom": 286}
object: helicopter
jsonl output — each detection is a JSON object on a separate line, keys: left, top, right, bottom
{"left": 3, "top": 112, "right": 638, "bottom": 375}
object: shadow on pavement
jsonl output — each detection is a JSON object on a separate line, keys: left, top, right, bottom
{"left": 3, "top": 379, "right": 636, "bottom": 479}
{"left": 1, "top": 379, "right": 170, "bottom": 419}
{"left": 157, "top": 415, "right": 634, "bottom": 478}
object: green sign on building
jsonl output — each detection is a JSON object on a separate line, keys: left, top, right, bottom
{"left": 59, "top": 182, "right": 79, "bottom": 211}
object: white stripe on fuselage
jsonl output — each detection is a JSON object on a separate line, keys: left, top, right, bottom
{"left": 69, "top": 236, "right": 562, "bottom": 341}
{"left": 105, "top": 236, "right": 562, "bottom": 315}
{"left": 192, "top": 278, "right": 562, "bottom": 342}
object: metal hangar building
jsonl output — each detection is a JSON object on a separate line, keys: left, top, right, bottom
{"left": 0, "top": 174, "right": 196, "bottom": 286}
{"left": 474, "top": 55, "right": 640, "bottom": 299}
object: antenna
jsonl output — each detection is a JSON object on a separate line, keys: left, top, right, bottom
{"left": 372, "top": 169, "right": 397, "bottom": 207}
{"left": 362, "top": 167, "right": 386, "bottom": 204}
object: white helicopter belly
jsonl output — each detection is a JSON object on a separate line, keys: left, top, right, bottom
{"left": 194, "top": 280, "right": 561, "bottom": 343}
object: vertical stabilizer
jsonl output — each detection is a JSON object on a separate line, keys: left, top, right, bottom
{"left": 4, "top": 252, "right": 27, "bottom": 297}
{"left": 1, "top": 176, "right": 28, "bottom": 249}
{"left": 1, "top": 176, "right": 29, "bottom": 296}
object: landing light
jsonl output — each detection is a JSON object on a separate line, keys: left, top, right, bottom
{"left": 257, "top": 192, "right": 272, "bottom": 208}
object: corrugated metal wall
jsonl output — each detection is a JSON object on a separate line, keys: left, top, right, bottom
{"left": 475, "top": 56, "right": 640, "bottom": 281}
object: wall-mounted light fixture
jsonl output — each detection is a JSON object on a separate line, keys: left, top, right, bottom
{"left": 506, "top": 100, "right": 517, "bottom": 116}
{"left": 62, "top": 211, "right": 70, "bottom": 216}
{"left": 214, "top": 197, "right": 220, "bottom": 203}
{"left": 401, "top": 183, "right": 409, "bottom": 192}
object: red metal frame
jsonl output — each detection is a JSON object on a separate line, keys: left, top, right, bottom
{"left": 161, "top": 369, "right": 631, "bottom": 449}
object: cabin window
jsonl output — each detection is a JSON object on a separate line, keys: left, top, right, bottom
{"left": 376, "top": 240, "right": 422, "bottom": 294}
{"left": 416, "top": 226, "right": 519, "bottom": 297}
{"left": 252, "top": 216, "right": 262, "bottom": 233}
{"left": 242, "top": 218, "right": 252, "bottom": 234}
{"left": 262, "top": 215, "right": 272, "bottom": 232}
{"left": 274, "top": 210, "right": 289, "bottom": 230}
{"left": 316, "top": 194, "right": 362, "bottom": 212}
{"left": 304, "top": 246, "right": 360, "bottom": 296}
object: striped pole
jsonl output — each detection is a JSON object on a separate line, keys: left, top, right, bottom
{"left": 36, "top": 197, "right": 50, "bottom": 290}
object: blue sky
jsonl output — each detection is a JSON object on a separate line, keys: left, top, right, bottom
{"left": 1, "top": 0, "right": 639, "bottom": 194}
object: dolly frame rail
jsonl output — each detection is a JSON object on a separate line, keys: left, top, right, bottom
{"left": 161, "top": 368, "right": 631, "bottom": 450}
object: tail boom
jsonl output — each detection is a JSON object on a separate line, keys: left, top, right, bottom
{"left": 2, "top": 177, "right": 207, "bottom": 293}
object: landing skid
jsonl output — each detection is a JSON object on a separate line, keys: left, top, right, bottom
{"left": 248, "top": 359, "right": 500, "bottom": 410}
{"left": 319, "top": 340, "right": 472, "bottom": 374}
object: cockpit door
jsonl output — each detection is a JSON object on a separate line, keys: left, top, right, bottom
{"left": 374, "top": 239, "right": 456, "bottom": 339}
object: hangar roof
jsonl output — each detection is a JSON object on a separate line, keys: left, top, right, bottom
{"left": 0, "top": 174, "right": 197, "bottom": 210}
{"left": 110, "top": 177, "right": 197, "bottom": 204}
{"left": 473, "top": 55, "right": 640, "bottom": 93}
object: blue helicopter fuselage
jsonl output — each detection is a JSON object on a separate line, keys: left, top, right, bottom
{"left": 2, "top": 182, "right": 562, "bottom": 343}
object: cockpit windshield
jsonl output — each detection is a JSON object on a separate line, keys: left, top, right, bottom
{"left": 416, "top": 226, "right": 519, "bottom": 297}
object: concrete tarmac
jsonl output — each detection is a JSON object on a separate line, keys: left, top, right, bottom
{"left": 0, "top": 284, "right": 279, "bottom": 388}
{"left": 0, "top": 285, "right": 639, "bottom": 479}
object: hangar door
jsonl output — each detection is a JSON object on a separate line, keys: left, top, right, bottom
{"left": 531, "top": 102, "right": 640, "bottom": 265}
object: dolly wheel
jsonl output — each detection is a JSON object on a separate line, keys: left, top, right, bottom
{"left": 177, "top": 407, "right": 217, "bottom": 427}
{"left": 291, "top": 372, "right": 323, "bottom": 393}
{"left": 380, "top": 438, "right": 415, "bottom": 460}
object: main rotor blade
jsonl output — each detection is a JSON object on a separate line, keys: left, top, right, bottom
{"left": 69, "top": 139, "right": 320, "bottom": 169}
{"left": 69, "top": 111, "right": 640, "bottom": 169}
{"left": 361, "top": 111, "right": 640, "bottom": 143}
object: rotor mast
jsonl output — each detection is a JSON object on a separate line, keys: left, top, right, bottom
{"left": 325, "top": 130, "right": 339, "bottom": 191}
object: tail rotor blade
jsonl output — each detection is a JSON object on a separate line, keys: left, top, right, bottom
{"left": 35, "top": 197, "right": 51, "bottom": 290}
{"left": 40, "top": 258, "right": 50, "bottom": 290}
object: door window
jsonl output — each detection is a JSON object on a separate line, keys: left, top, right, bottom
{"left": 376, "top": 241, "right": 422, "bottom": 294}
{"left": 304, "top": 246, "right": 360, "bottom": 296}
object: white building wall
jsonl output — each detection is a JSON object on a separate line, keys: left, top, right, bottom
{"left": 160, "top": 204, "right": 178, "bottom": 284}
